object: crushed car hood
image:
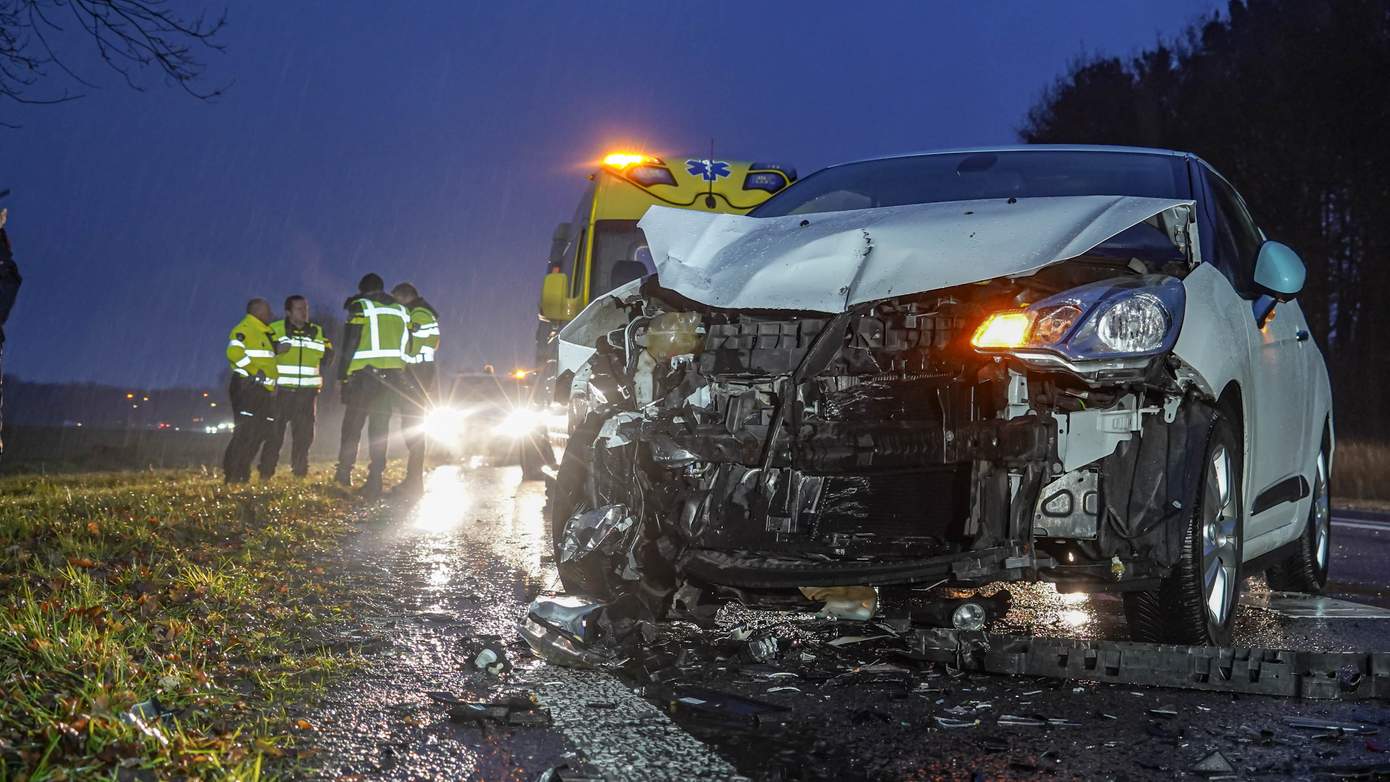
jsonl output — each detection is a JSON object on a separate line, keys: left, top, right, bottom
{"left": 639, "top": 195, "right": 1194, "bottom": 313}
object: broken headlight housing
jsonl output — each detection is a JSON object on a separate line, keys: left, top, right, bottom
{"left": 974, "top": 275, "right": 1185, "bottom": 375}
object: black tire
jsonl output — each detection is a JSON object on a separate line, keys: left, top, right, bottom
{"left": 1266, "top": 450, "right": 1330, "bottom": 593}
{"left": 1124, "top": 415, "right": 1244, "bottom": 646}
{"left": 549, "top": 414, "right": 615, "bottom": 597}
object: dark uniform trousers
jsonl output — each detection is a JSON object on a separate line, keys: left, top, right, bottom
{"left": 259, "top": 387, "right": 318, "bottom": 478}
{"left": 399, "top": 363, "right": 437, "bottom": 487}
{"left": 336, "top": 368, "right": 398, "bottom": 485}
{"left": 223, "top": 376, "right": 276, "bottom": 483}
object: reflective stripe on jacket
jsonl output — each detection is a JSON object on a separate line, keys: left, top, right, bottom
{"left": 270, "top": 319, "right": 333, "bottom": 389}
{"left": 344, "top": 293, "right": 409, "bottom": 375}
{"left": 404, "top": 301, "right": 440, "bottom": 365}
{"left": 226, "top": 313, "right": 278, "bottom": 388}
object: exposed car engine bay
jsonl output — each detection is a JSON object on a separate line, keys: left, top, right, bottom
{"left": 549, "top": 200, "right": 1237, "bottom": 645}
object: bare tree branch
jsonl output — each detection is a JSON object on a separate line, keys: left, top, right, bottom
{"left": 0, "top": 0, "right": 227, "bottom": 122}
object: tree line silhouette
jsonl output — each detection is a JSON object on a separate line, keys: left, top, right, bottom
{"left": 1021, "top": 0, "right": 1389, "bottom": 437}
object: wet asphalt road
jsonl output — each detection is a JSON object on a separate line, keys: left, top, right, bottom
{"left": 301, "top": 463, "right": 1390, "bottom": 781}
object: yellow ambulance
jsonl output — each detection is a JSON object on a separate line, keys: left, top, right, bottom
{"left": 537, "top": 152, "right": 796, "bottom": 327}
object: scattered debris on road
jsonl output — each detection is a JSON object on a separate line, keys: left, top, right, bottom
{"left": 464, "top": 636, "right": 514, "bottom": 676}
{"left": 430, "top": 691, "right": 553, "bottom": 727}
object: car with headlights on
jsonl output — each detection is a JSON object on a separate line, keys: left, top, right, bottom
{"left": 547, "top": 145, "right": 1333, "bottom": 646}
{"left": 426, "top": 369, "right": 556, "bottom": 479}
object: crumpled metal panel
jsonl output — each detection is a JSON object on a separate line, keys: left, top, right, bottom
{"left": 639, "top": 196, "right": 1194, "bottom": 313}
{"left": 518, "top": 596, "right": 614, "bottom": 669}
{"left": 559, "top": 504, "right": 636, "bottom": 564}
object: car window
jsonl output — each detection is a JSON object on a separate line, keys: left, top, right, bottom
{"left": 590, "top": 220, "right": 653, "bottom": 296}
{"left": 560, "top": 183, "right": 594, "bottom": 297}
{"left": 752, "top": 150, "right": 1190, "bottom": 217}
{"left": 1205, "top": 169, "right": 1263, "bottom": 297}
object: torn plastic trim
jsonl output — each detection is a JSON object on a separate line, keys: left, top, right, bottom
{"left": 556, "top": 277, "right": 646, "bottom": 377}
{"left": 678, "top": 543, "right": 1044, "bottom": 589}
{"left": 910, "top": 628, "right": 1390, "bottom": 701}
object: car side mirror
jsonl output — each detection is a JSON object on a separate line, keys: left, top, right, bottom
{"left": 1253, "top": 240, "right": 1306, "bottom": 301}
{"left": 540, "top": 271, "right": 573, "bottom": 321}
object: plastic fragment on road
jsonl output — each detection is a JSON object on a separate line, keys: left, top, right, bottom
{"left": 730, "top": 626, "right": 782, "bottom": 663}
{"left": 1282, "top": 716, "right": 1379, "bottom": 735}
{"left": 933, "top": 715, "right": 979, "bottom": 729}
{"left": 669, "top": 685, "right": 790, "bottom": 725}
{"left": 443, "top": 692, "right": 551, "bottom": 727}
{"left": 534, "top": 759, "right": 606, "bottom": 782}
{"left": 826, "top": 634, "right": 894, "bottom": 647}
{"left": 1191, "top": 750, "right": 1236, "bottom": 777}
{"left": 997, "top": 714, "right": 1081, "bottom": 728}
{"left": 121, "top": 698, "right": 175, "bottom": 747}
{"left": 463, "top": 636, "right": 512, "bottom": 676}
{"left": 518, "top": 595, "right": 615, "bottom": 669}
{"left": 800, "top": 585, "right": 877, "bottom": 621}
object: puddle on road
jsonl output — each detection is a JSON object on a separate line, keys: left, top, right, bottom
{"left": 302, "top": 463, "right": 1390, "bottom": 780}
{"left": 1242, "top": 590, "right": 1390, "bottom": 619}
{"left": 303, "top": 463, "right": 570, "bottom": 781}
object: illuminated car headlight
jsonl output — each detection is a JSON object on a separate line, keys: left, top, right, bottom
{"left": 972, "top": 275, "right": 1184, "bottom": 365}
{"left": 1094, "top": 293, "right": 1170, "bottom": 353}
{"left": 423, "top": 407, "right": 470, "bottom": 444}
{"left": 495, "top": 407, "right": 545, "bottom": 438}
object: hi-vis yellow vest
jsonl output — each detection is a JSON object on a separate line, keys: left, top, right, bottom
{"left": 345, "top": 295, "right": 409, "bottom": 375}
{"left": 270, "top": 320, "right": 331, "bottom": 389}
{"left": 226, "top": 314, "right": 278, "bottom": 388}
{"left": 405, "top": 304, "right": 440, "bottom": 365}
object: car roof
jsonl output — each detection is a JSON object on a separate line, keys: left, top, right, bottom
{"left": 829, "top": 144, "right": 1203, "bottom": 169}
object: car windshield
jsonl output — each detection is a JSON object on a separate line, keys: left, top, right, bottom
{"left": 590, "top": 219, "right": 654, "bottom": 297}
{"left": 751, "top": 150, "right": 1190, "bottom": 217}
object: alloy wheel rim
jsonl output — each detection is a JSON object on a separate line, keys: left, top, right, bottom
{"left": 1201, "top": 443, "right": 1239, "bottom": 627}
{"left": 1313, "top": 453, "right": 1330, "bottom": 571}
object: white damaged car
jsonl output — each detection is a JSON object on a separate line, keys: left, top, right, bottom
{"left": 549, "top": 145, "right": 1333, "bottom": 645}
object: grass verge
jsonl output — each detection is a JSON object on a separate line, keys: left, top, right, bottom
{"left": 0, "top": 467, "right": 375, "bottom": 781}
{"left": 1333, "top": 439, "right": 1390, "bottom": 506}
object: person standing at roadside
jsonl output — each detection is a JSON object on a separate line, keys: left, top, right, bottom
{"left": 334, "top": 273, "right": 409, "bottom": 498}
{"left": 260, "top": 295, "right": 333, "bottom": 479}
{"left": 390, "top": 282, "right": 440, "bottom": 496}
{"left": 223, "top": 298, "right": 281, "bottom": 484}
{"left": 0, "top": 208, "right": 22, "bottom": 455}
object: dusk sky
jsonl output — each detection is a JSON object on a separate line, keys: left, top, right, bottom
{"left": 2, "top": 0, "right": 1218, "bottom": 388}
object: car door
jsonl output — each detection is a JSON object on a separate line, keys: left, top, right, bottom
{"left": 1203, "top": 168, "right": 1310, "bottom": 545}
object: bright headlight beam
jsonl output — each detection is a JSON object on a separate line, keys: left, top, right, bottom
{"left": 494, "top": 407, "right": 545, "bottom": 438}
{"left": 971, "top": 311, "right": 1032, "bottom": 349}
{"left": 423, "top": 407, "right": 470, "bottom": 444}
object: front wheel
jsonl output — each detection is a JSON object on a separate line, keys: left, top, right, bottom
{"left": 1265, "top": 450, "right": 1331, "bottom": 593}
{"left": 1124, "top": 415, "right": 1244, "bottom": 646}
{"left": 549, "top": 415, "right": 616, "bottom": 598}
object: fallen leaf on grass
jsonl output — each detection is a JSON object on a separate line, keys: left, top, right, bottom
{"left": 68, "top": 557, "right": 97, "bottom": 569}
